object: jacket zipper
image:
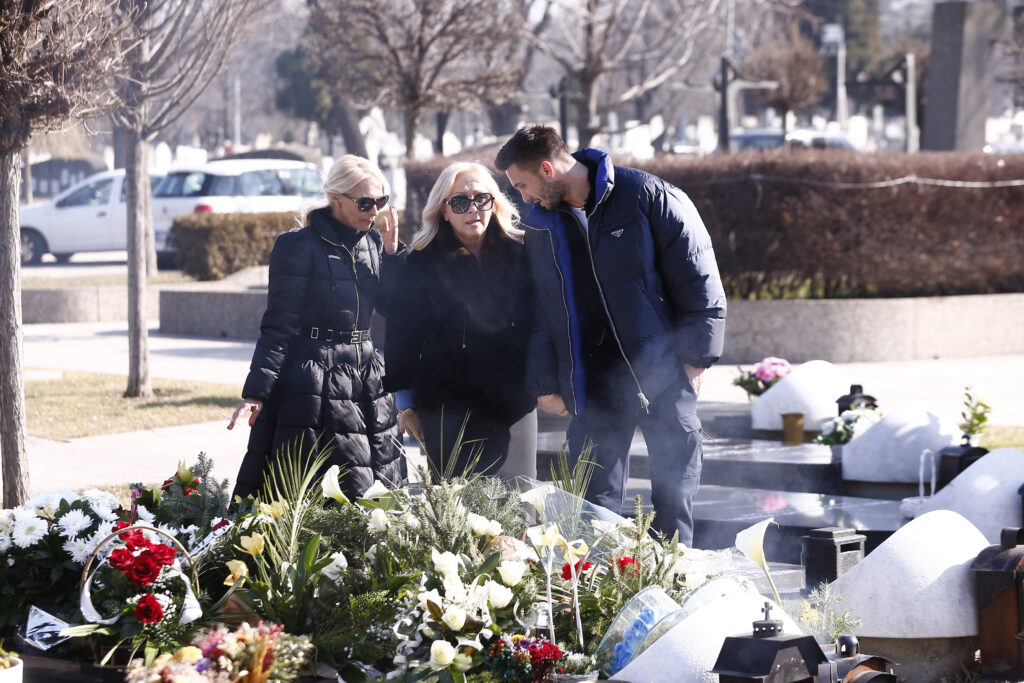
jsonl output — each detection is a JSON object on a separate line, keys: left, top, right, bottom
{"left": 523, "top": 224, "right": 578, "bottom": 417}
{"left": 566, "top": 209, "right": 650, "bottom": 413}
{"left": 321, "top": 232, "right": 362, "bottom": 367}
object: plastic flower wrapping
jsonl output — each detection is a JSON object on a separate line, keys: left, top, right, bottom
{"left": 815, "top": 406, "right": 883, "bottom": 446}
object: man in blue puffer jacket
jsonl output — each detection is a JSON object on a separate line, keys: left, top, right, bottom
{"left": 495, "top": 125, "right": 726, "bottom": 546}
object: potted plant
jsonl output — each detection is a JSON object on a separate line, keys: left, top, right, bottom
{"left": 0, "top": 643, "right": 22, "bottom": 683}
{"left": 958, "top": 386, "right": 991, "bottom": 447}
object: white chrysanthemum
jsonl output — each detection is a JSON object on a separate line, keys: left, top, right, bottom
{"left": 92, "top": 506, "right": 118, "bottom": 522}
{"left": 0, "top": 533, "right": 11, "bottom": 553}
{"left": 26, "top": 491, "right": 60, "bottom": 511}
{"left": 135, "top": 504, "right": 155, "bottom": 523}
{"left": 12, "top": 515, "right": 48, "bottom": 548}
{"left": 80, "top": 489, "right": 121, "bottom": 511}
{"left": 11, "top": 506, "right": 37, "bottom": 522}
{"left": 57, "top": 509, "right": 93, "bottom": 539}
{"left": 63, "top": 537, "right": 95, "bottom": 564}
{"left": 0, "top": 511, "right": 13, "bottom": 535}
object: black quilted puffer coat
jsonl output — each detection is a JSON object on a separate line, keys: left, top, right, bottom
{"left": 232, "top": 207, "right": 406, "bottom": 500}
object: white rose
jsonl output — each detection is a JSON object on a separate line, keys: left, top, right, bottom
{"left": 485, "top": 580, "right": 514, "bottom": 609}
{"left": 497, "top": 560, "right": 528, "bottom": 587}
{"left": 466, "top": 512, "right": 490, "bottom": 537}
{"left": 432, "top": 548, "right": 461, "bottom": 577}
{"left": 441, "top": 605, "right": 467, "bottom": 632}
{"left": 429, "top": 640, "right": 457, "bottom": 669}
{"left": 821, "top": 420, "right": 836, "bottom": 436}
{"left": 369, "top": 508, "right": 391, "bottom": 532}
{"left": 453, "top": 652, "right": 473, "bottom": 672}
{"left": 418, "top": 588, "right": 443, "bottom": 613}
{"left": 486, "top": 519, "right": 502, "bottom": 537}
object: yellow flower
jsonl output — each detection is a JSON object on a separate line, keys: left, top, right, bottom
{"left": 236, "top": 532, "right": 265, "bottom": 556}
{"left": 224, "top": 559, "right": 249, "bottom": 586}
{"left": 259, "top": 500, "right": 287, "bottom": 519}
{"left": 526, "top": 523, "right": 560, "bottom": 549}
{"left": 173, "top": 646, "right": 203, "bottom": 664}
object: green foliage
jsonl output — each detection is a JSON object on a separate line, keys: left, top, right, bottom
{"left": 168, "top": 212, "right": 295, "bottom": 280}
{"left": 312, "top": 589, "right": 400, "bottom": 671}
{"left": 139, "top": 454, "right": 231, "bottom": 535}
{"left": 458, "top": 476, "right": 527, "bottom": 541}
{"left": 959, "top": 386, "right": 991, "bottom": 437}
{"left": 274, "top": 46, "right": 336, "bottom": 132}
{"left": 786, "top": 582, "right": 862, "bottom": 645}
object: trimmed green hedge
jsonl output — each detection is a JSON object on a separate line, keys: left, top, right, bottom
{"left": 406, "top": 150, "right": 1024, "bottom": 298}
{"left": 168, "top": 212, "right": 298, "bottom": 280}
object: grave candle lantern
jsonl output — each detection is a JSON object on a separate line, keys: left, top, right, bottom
{"left": 970, "top": 527, "right": 1024, "bottom": 680}
{"left": 835, "top": 385, "right": 877, "bottom": 416}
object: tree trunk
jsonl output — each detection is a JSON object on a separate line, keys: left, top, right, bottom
{"left": 486, "top": 101, "right": 523, "bottom": 137}
{"left": 403, "top": 109, "right": 418, "bottom": 158}
{"left": 0, "top": 149, "right": 30, "bottom": 507}
{"left": 577, "top": 77, "right": 600, "bottom": 148}
{"left": 434, "top": 111, "right": 450, "bottom": 155}
{"left": 144, "top": 172, "right": 157, "bottom": 276}
{"left": 123, "top": 128, "right": 152, "bottom": 398}
{"left": 22, "top": 146, "right": 33, "bottom": 204}
{"left": 333, "top": 95, "right": 368, "bottom": 159}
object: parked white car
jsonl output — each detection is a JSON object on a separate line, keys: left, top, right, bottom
{"left": 19, "top": 158, "right": 321, "bottom": 265}
{"left": 19, "top": 169, "right": 161, "bottom": 265}
{"left": 152, "top": 158, "right": 321, "bottom": 254}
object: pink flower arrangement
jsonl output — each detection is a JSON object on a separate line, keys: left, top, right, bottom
{"left": 734, "top": 357, "right": 792, "bottom": 397}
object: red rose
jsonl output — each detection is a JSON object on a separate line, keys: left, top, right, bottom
{"left": 134, "top": 594, "right": 164, "bottom": 624}
{"left": 184, "top": 487, "right": 197, "bottom": 496}
{"left": 126, "top": 553, "right": 162, "bottom": 587}
{"left": 108, "top": 548, "right": 134, "bottom": 571}
{"left": 161, "top": 478, "right": 175, "bottom": 493}
{"left": 560, "top": 559, "right": 593, "bottom": 581}
{"left": 124, "top": 533, "right": 151, "bottom": 552}
{"left": 149, "top": 543, "right": 176, "bottom": 566}
{"left": 613, "top": 556, "right": 640, "bottom": 577}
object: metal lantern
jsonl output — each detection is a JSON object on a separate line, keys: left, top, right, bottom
{"left": 801, "top": 527, "right": 866, "bottom": 589}
{"left": 835, "top": 385, "right": 877, "bottom": 416}
{"left": 711, "top": 602, "right": 828, "bottom": 682}
{"left": 970, "top": 527, "right": 1024, "bottom": 680}
{"left": 935, "top": 435, "right": 988, "bottom": 491}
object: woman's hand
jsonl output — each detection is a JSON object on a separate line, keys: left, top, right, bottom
{"left": 380, "top": 206, "right": 400, "bottom": 254}
{"left": 537, "top": 394, "right": 569, "bottom": 416}
{"left": 228, "top": 398, "right": 263, "bottom": 429}
{"left": 398, "top": 408, "right": 424, "bottom": 441}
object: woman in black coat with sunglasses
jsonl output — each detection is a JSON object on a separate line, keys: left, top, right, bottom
{"left": 228, "top": 155, "right": 406, "bottom": 500}
{"left": 384, "top": 162, "right": 535, "bottom": 479}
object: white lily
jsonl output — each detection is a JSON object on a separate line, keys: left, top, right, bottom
{"left": 321, "top": 465, "right": 349, "bottom": 504}
{"left": 360, "top": 480, "right": 390, "bottom": 500}
{"left": 735, "top": 517, "right": 782, "bottom": 605}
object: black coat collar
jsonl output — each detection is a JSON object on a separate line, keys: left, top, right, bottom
{"left": 309, "top": 206, "right": 365, "bottom": 249}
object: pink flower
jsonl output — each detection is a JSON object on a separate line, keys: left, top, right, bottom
{"left": 754, "top": 357, "right": 791, "bottom": 384}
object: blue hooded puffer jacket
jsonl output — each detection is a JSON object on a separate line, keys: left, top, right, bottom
{"left": 521, "top": 148, "right": 727, "bottom": 418}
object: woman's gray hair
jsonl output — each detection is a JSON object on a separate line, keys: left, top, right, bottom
{"left": 299, "top": 154, "right": 390, "bottom": 225}
{"left": 410, "top": 161, "right": 522, "bottom": 251}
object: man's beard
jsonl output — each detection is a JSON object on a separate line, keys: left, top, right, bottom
{"left": 538, "top": 177, "right": 569, "bottom": 208}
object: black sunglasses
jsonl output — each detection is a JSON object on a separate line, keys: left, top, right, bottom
{"left": 446, "top": 193, "right": 494, "bottom": 214}
{"left": 340, "top": 192, "right": 389, "bottom": 212}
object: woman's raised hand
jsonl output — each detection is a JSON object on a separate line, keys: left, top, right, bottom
{"left": 228, "top": 397, "right": 263, "bottom": 429}
{"left": 380, "top": 205, "right": 400, "bottom": 254}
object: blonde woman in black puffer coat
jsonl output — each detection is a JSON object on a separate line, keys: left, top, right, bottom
{"left": 228, "top": 155, "right": 407, "bottom": 500}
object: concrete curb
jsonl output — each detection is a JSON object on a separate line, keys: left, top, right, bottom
{"left": 22, "top": 287, "right": 160, "bottom": 324}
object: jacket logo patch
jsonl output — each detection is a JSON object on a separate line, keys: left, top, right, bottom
{"left": 611, "top": 229, "right": 624, "bottom": 237}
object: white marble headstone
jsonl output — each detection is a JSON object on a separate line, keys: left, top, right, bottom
{"left": 750, "top": 360, "right": 848, "bottom": 431}
{"left": 841, "top": 403, "right": 960, "bottom": 483}
{"left": 614, "top": 589, "right": 801, "bottom": 683}
{"left": 909, "top": 448, "right": 1024, "bottom": 543}
{"left": 830, "top": 509, "right": 986, "bottom": 638}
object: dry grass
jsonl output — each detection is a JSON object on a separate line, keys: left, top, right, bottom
{"left": 21, "top": 272, "right": 195, "bottom": 289}
{"left": 26, "top": 370, "right": 239, "bottom": 441}
{"left": 980, "top": 425, "right": 1024, "bottom": 452}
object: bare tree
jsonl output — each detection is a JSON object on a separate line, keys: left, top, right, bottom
{"left": 745, "top": 22, "right": 828, "bottom": 135}
{"left": 307, "top": 0, "right": 524, "bottom": 157}
{"left": 486, "top": 0, "right": 555, "bottom": 136}
{"left": 0, "top": 0, "right": 129, "bottom": 506}
{"left": 115, "top": 0, "right": 271, "bottom": 399}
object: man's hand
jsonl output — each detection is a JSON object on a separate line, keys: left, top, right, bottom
{"left": 398, "top": 409, "right": 424, "bottom": 441}
{"left": 379, "top": 206, "right": 400, "bottom": 254}
{"left": 684, "top": 364, "right": 705, "bottom": 395}
{"left": 228, "top": 397, "right": 263, "bottom": 429}
{"left": 537, "top": 394, "right": 569, "bottom": 416}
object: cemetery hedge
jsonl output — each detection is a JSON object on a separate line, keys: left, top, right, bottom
{"left": 407, "top": 150, "right": 1024, "bottom": 299}
{"left": 169, "top": 211, "right": 298, "bottom": 280}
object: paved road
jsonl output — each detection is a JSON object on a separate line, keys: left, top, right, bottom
{"left": 13, "top": 320, "right": 1024, "bottom": 495}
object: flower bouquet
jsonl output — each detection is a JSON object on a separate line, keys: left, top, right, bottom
{"left": 122, "top": 621, "right": 312, "bottom": 683}
{"left": 593, "top": 585, "right": 681, "bottom": 676}
{"left": 63, "top": 523, "right": 204, "bottom": 664}
{"left": 733, "top": 357, "right": 791, "bottom": 398}
{"left": 484, "top": 634, "right": 563, "bottom": 682}
{"left": 815, "top": 407, "right": 883, "bottom": 446}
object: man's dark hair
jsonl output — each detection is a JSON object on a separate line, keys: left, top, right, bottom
{"left": 494, "top": 124, "right": 571, "bottom": 172}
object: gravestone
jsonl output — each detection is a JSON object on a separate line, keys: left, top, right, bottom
{"left": 840, "top": 403, "right": 959, "bottom": 483}
{"left": 922, "top": 1, "right": 1005, "bottom": 151}
{"left": 830, "top": 509, "right": 986, "bottom": 681}
{"left": 750, "top": 360, "right": 848, "bottom": 431}
{"left": 615, "top": 589, "right": 801, "bottom": 683}
{"left": 909, "top": 448, "right": 1024, "bottom": 543}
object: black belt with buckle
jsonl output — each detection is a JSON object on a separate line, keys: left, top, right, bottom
{"left": 304, "top": 327, "right": 371, "bottom": 344}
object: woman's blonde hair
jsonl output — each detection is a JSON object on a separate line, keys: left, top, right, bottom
{"left": 410, "top": 162, "right": 522, "bottom": 251}
{"left": 300, "top": 154, "right": 390, "bottom": 225}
